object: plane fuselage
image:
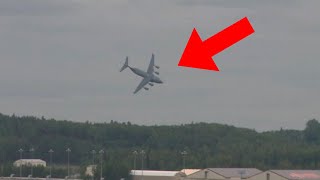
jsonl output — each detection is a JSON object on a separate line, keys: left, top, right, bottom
{"left": 129, "top": 67, "right": 163, "bottom": 83}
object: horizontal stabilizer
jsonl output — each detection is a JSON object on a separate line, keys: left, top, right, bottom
{"left": 120, "top": 57, "right": 129, "bottom": 72}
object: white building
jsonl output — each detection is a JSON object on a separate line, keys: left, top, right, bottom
{"left": 130, "top": 170, "right": 186, "bottom": 180}
{"left": 85, "top": 165, "right": 97, "bottom": 176}
{"left": 181, "top": 169, "right": 201, "bottom": 176}
{"left": 249, "top": 170, "right": 320, "bottom": 180}
{"left": 13, "top": 159, "right": 46, "bottom": 167}
{"left": 186, "top": 168, "right": 262, "bottom": 180}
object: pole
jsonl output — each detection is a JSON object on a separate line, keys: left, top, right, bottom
{"left": 18, "top": 148, "right": 23, "bottom": 177}
{"left": 91, "top": 150, "right": 96, "bottom": 180}
{"left": 140, "top": 150, "right": 145, "bottom": 180}
{"left": 30, "top": 147, "right": 34, "bottom": 177}
{"left": 91, "top": 150, "right": 96, "bottom": 165}
{"left": 181, "top": 150, "right": 187, "bottom": 173}
{"left": 66, "top": 148, "right": 71, "bottom": 178}
{"left": 68, "top": 150, "right": 69, "bottom": 177}
{"left": 132, "top": 151, "right": 138, "bottom": 177}
{"left": 99, "top": 150, "right": 104, "bottom": 180}
{"left": 49, "top": 149, "right": 54, "bottom": 178}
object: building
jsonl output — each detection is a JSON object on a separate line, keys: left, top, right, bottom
{"left": 85, "top": 165, "right": 97, "bottom": 177}
{"left": 249, "top": 170, "right": 320, "bottom": 180}
{"left": 130, "top": 170, "right": 186, "bottom": 180}
{"left": 186, "top": 168, "right": 262, "bottom": 180}
{"left": 181, "top": 169, "right": 201, "bottom": 176}
{"left": 13, "top": 159, "right": 46, "bottom": 167}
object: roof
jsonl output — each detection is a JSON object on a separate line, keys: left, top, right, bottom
{"left": 130, "top": 170, "right": 183, "bottom": 177}
{"left": 14, "top": 159, "right": 46, "bottom": 163}
{"left": 270, "top": 170, "right": 320, "bottom": 180}
{"left": 207, "top": 168, "right": 262, "bottom": 178}
{"left": 181, "top": 169, "right": 201, "bottom": 175}
{"left": 13, "top": 159, "right": 46, "bottom": 167}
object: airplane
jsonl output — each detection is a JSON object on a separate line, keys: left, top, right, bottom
{"left": 120, "top": 53, "right": 163, "bottom": 94}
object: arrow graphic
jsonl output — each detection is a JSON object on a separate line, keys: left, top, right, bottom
{"left": 178, "top": 17, "right": 255, "bottom": 71}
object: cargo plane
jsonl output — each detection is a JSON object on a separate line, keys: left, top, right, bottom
{"left": 120, "top": 54, "right": 163, "bottom": 94}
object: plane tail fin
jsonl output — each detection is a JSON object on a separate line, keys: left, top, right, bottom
{"left": 120, "top": 56, "right": 129, "bottom": 72}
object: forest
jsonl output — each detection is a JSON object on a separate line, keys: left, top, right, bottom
{"left": 0, "top": 113, "right": 320, "bottom": 179}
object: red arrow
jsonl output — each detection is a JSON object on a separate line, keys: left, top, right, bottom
{"left": 178, "top": 17, "right": 255, "bottom": 71}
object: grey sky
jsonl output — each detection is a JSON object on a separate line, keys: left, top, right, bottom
{"left": 0, "top": 0, "right": 319, "bottom": 131}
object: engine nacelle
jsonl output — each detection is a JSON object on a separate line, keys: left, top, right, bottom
{"left": 154, "top": 72, "right": 159, "bottom": 75}
{"left": 154, "top": 65, "right": 160, "bottom": 69}
{"left": 144, "top": 87, "right": 149, "bottom": 90}
{"left": 148, "top": 83, "right": 154, "bottom": 86}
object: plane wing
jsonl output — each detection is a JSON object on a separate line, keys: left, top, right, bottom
{"left": 147, "top": 53, "right": 155, "bottom": 74}
{"left": 133, "top": 76, "right": 151, "bottom": 94}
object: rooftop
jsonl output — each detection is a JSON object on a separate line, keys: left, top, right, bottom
{"left": 207, "top": 168, "right": 262, "bottom": 178}
{"left": 270, "top": 170, "right": 320, "bottom": 180}
{"left": 130, "top": 170, "right": 184, "bottom": 177}
{"left": 14, "top": 159, "right": 46, "bottom": 163}
{"left": 181, "top": 169, "right": 201, "bottom": 175}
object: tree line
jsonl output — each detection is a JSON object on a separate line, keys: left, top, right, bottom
{"left": 1, "top": 113, "right": 320, "bottom": 179}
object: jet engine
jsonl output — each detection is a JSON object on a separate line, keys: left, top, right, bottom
{"left": 154, "top": 65, "right": 160, "bottom": 69}
{"left": 148, "top": 83, "right": 154, "bottom": 86}
{"left": 154, "top": 72, "right": 159, "bottom": 75}
{"left": 144, "top": 87, "right": 149, "bottom": 90}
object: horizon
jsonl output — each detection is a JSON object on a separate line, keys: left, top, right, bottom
{"left": 1, "top": 112, "right": 313, "bottom": 132}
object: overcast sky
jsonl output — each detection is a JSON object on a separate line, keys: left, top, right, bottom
{"left": 0, "top": 0, "right": 319, "bottom": 131}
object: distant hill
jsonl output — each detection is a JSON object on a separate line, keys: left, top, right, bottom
{"left": 0, "top": 113, "right": 320, "bottom": 179}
